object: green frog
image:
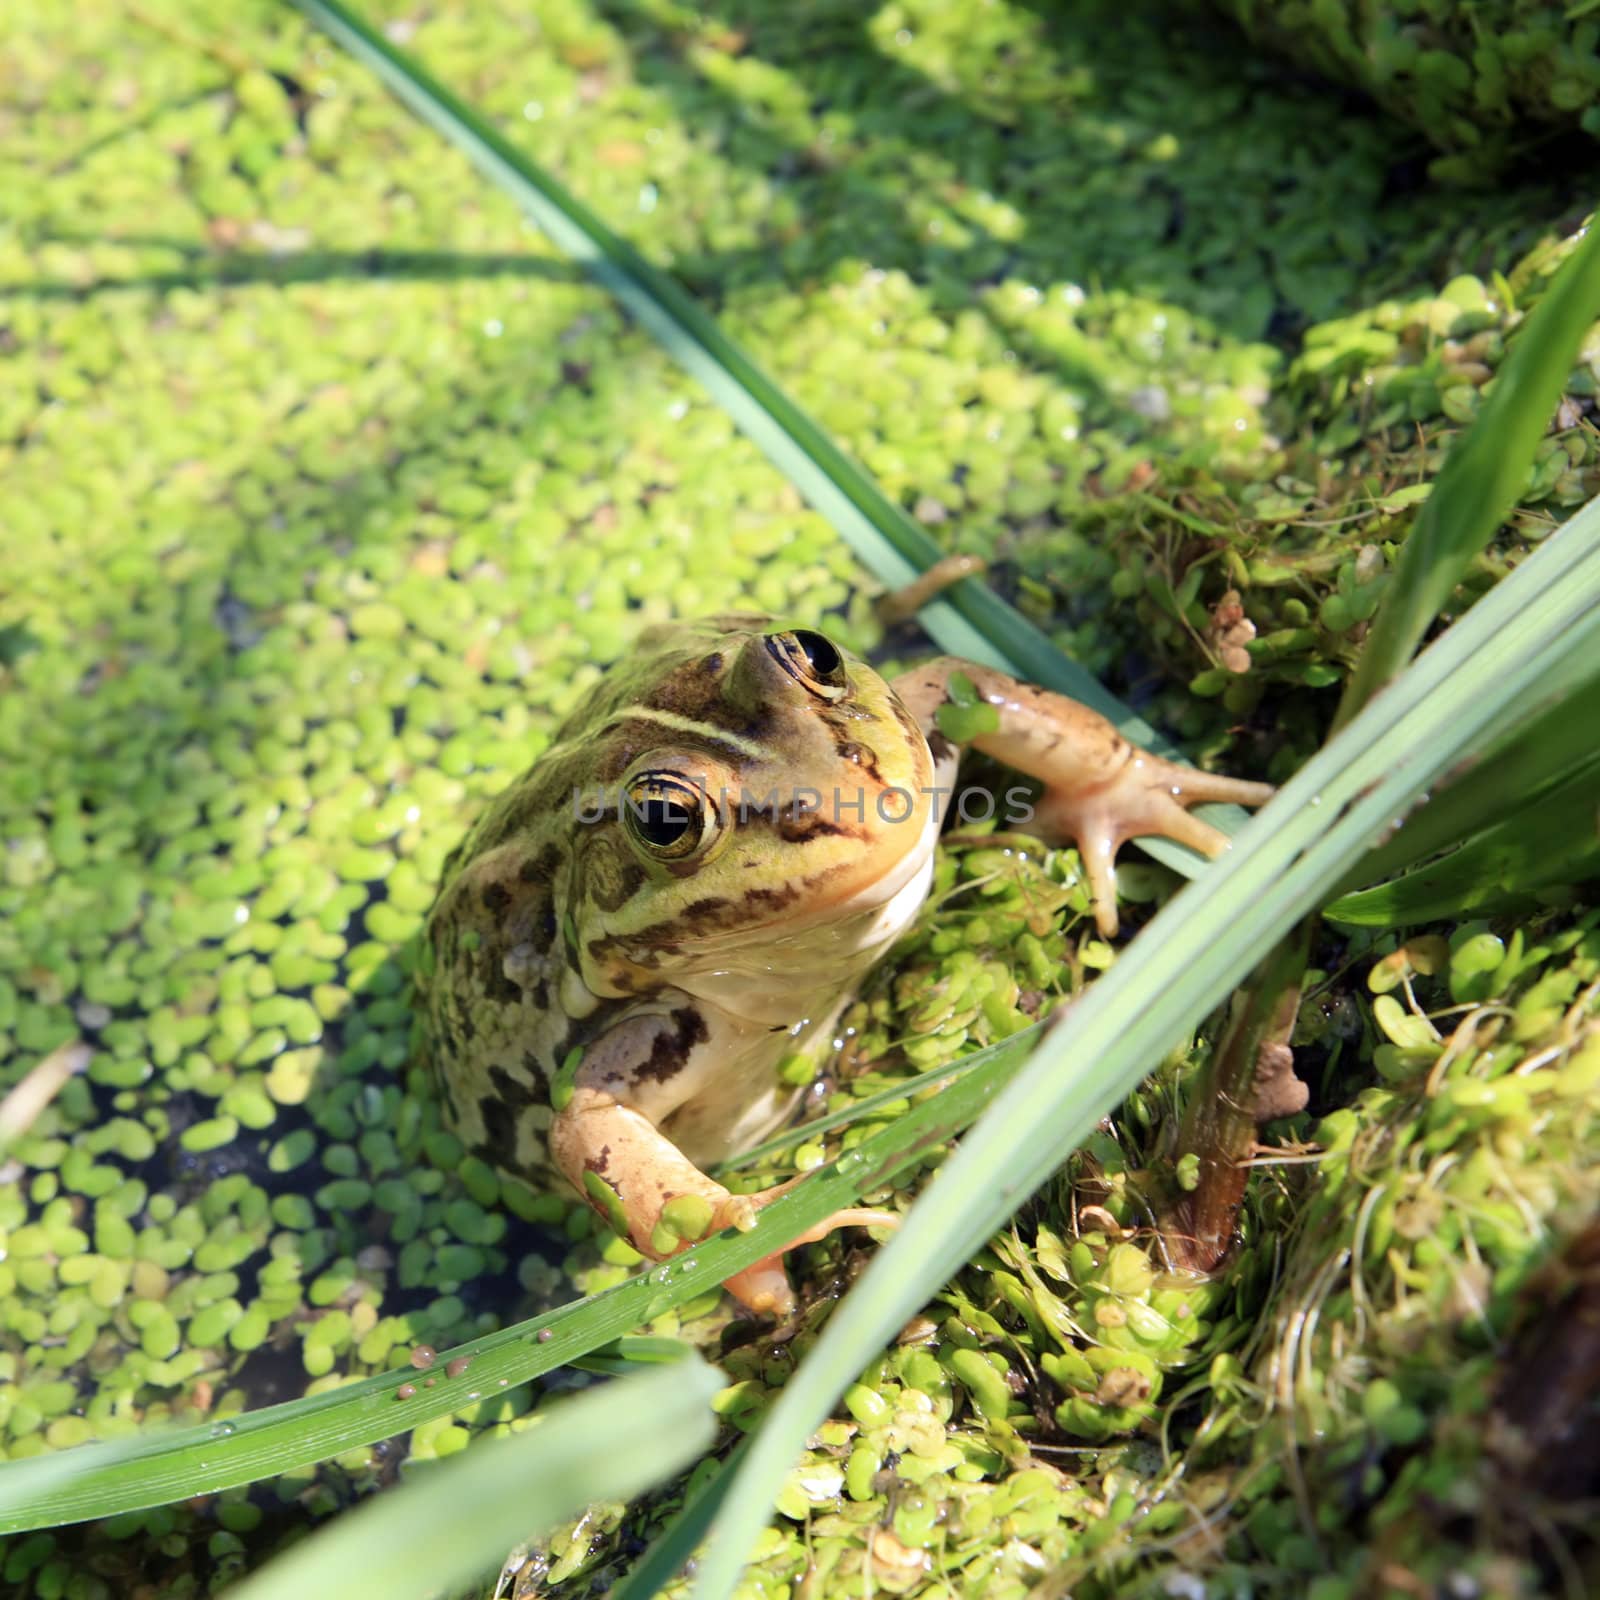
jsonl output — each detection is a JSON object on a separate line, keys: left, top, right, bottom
{"left": 419, "top": 616, "right": 1271, "bottom": 1315}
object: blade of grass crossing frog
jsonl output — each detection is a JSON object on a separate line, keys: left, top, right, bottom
{"left": 225, "top": 1357, "right": 724, "bottom": 1600}
{"left": 0, "top": 1030, "right": 1034, "bottom": 1534}
{"left": 714, "top": 1043, "right": 1008, "bottom": 1173}
{"left": 676, "top": 525, "right": 1600, "bottom": 1600}
{"left": 287, "top": 0, "right": 1249, "bottom": 871}
{"left": 1334, "top": 218, "right": 1600, "bottom": 730}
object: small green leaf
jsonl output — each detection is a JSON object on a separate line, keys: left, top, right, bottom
{"left": 935, "top": 699, "right": 1001, "bottom": 743}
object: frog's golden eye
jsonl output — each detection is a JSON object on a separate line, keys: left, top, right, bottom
{"left": 766, "top": 629, "right": 848, "bottom": 701}
{"left": 622, "top": 773, "right": 718, "bottom": 862}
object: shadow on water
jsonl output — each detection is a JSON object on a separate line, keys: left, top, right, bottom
{"left": 1, "top": 233, "right": 586, "bottom": 299}
{"left": 583, "top": 0, "right": 1576, "bottom": 348}
{"left": 2, "top": 278, "right": 666, "bottom": 1577}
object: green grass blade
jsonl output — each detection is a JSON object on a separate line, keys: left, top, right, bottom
{"left": 223, "top": 1356, "right": 723, "bottom": 1600}
{"left": 0, "top": 1432, "right": 144, "bottom": 1520}
{"left": 1330, "top": 587, "right": 1600, "bottom": 896}
{"left": 1323, "top": 752, "right": 1600, "bottom": 926}
{"left": 677, "top": 522, "right": 1600, "bottom": 1600}
{"left": 287, "top": 0, "right": 1252, "bottom": 877}
{"left": 611, "top": 1438, "right": 748, "bottom": 1600}
{"left": 1334, "top": 219, "right": 1600, "bottom": 729}
{"left": 715, "top": 1051, "right": 989, "bottom": 1173}
{"left": 0, "top": 1028, "right": 1034, "bottom": 1534}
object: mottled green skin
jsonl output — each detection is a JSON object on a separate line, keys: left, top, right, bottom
{"left": 419, "top": 616, "right": 941, "bottom": 1189}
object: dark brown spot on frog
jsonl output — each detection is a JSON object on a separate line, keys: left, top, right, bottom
{"left": 641, "top": 662, "right": 776, "bottom": 745}
{"left": 481, "top": 881, "right": 511, "bottom": 917}
{"left": 590, "top": 856, "right": 647, "bottom": 914}
{"left": 635, "top": 1006, "right": 709, "bottom": 1084}
{"left": 927, "top": 729, "right": 956, "bottom": 765}
{"left": 581, "top": 879, "right": 801, "bottom": 968}
{"left": 681, "top": 883, "right": 800, "bottom": 929}
{"left": 890, "top": 697, "right": 923, "bottom": 742}
{"left": 602, "top": 710, "right": 753, "bottom": 771}
{"left": 436, "top": 1068, "right": 464, "bottom": 1125}
{"left": 489, "top": 1063, "right": 543, "bottom": 1111}
{"left": 519, "top": 844, "right": 560, "bottom": 885}
{"left": 775, "top": 798, "right": 857, "bottom": 844}
{"left": 833, "top": 738, "right": 882, "bottom": 783}
{"left": 474, "top": 1109, "right": 520, "bottom": 1177}
{"left": 484, "top": 953, "right": 523, "bottom": 1006}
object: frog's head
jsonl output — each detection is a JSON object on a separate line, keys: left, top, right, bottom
{"left": 568, "top": 618, "right": 938, "bottom": 988}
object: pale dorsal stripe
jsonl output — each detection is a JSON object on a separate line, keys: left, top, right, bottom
{"left": 605, "top": 707, "right": 767, "bottom": 762}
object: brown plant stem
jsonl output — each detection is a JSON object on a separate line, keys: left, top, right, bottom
{"left": 1164, "top": 923, "right": 1312, "bottom": 1272}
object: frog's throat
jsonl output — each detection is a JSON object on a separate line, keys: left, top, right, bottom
{"left": 668, "top": 835, "right": 938, "bottom": 1037}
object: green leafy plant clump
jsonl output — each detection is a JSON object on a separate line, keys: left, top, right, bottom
{"left": 1207, "top": 0, "right": 1600, "bottom": 177}
{"left": 1011, "top": 216, "right": 1600, "bottom": 774}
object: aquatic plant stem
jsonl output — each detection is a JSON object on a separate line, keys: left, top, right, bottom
{"left": 1167, "top": 925, "right": 1311, "bottom": 1271}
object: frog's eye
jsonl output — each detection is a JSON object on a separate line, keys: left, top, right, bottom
{"left": 622, "top": 774, "right": 717, "bottom": 862}
{"left": 767, "top": 629, "right": 848, "bottom": 701}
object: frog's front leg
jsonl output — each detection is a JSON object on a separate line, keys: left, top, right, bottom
{"left": 548, "top": 1001, "right": 895, "bottom": 1317}
{"left": 893, "top": 660, "right": 1274, "bottom": 938}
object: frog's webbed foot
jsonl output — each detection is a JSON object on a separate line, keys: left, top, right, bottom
{"left": 891, "top": 659, "right": 1274, "bottom": 940}
{"left": 1033, "top": 756, "right": 1275, "bottom": 939}
{"left": 552, "top": 1086, "right": 896, "bottom": 1318}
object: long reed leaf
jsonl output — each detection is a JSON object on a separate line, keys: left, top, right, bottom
{"left": 1324, "top": 752, "right": 1600, "bottom": 925}
{"left": 0, "top": 1027, "right": 1035, "bottom": 1533}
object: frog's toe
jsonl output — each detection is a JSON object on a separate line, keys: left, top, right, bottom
{"left": 718, "top": 1204, "right": 899, "bottom": 1318}
{"left": 1077, "top": 832, "right": 1122, "bottom": 940}
{"left": 722, "top": 1254, "right": 797, "bottom": 1319}
{"left": 1166, "top": 769, "right": 1275, "bottom": 809}
{"left": 1037, "top": 757, "right": 1273, "bottom": 938}
{"left": 785, "top": 1205, "right": 901, "bottom": 1246}
{"left": 1150, "top": 802, "right": 1233, "bottom": 859}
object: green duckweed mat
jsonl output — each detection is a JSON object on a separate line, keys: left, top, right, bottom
{"left": 2, "top": 1, "right": 1597, "bottom": 1596}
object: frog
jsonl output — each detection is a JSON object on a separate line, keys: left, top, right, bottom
{"left": 419, "top": 615, "right": 1272, "bottom": 1316}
